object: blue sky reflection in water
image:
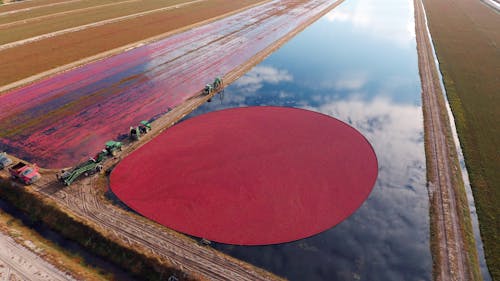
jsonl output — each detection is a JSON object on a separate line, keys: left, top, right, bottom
{"left": 187, "top": 0, "right": 432, "bottom": 280}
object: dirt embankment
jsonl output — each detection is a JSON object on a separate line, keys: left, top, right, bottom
{"left": 414, "top": 0, "right": 481, "bottom": 280}
{"left": 421, "top": 0, "right": 500, "bottom": 278}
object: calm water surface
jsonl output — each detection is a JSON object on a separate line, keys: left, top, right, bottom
{"left": 187, "top": 0, "right": 432, "bottom": 280}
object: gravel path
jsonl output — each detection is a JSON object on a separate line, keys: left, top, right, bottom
{"left": 0, "top": 232, "right": 74, "bottom": 281}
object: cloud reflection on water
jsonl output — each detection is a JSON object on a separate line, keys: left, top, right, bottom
{"left": 324, "top": 0, "right": 416, "bottom": 47}
{"left": 191, "top": 72, "right": 431, "bottom": 280}
{"left": 186, "top": 0, "right": 431, "bottom": 278}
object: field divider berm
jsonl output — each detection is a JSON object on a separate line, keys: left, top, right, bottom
{"left": 414, "top": 0, "right": 482, "bottom": 280}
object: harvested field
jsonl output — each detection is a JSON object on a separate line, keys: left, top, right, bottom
{"left": 0, "top": 0, "right": 344, "bottom": 169}
{"left": 111, "top": 107, "right": 378, "bottom": 245}
{"left": 0, "top": 0, "right": 196, "bottom": 44}
{"left": 0, "top": 0, "right": 77, "bottom": 14}
{"left": 0, "top": 0, "right": 126, "bottom": 25}
{"left": 0, "top": 0, "right": 265, "bottom": 86}
{"left": 421, "top": 0, "right": 499, "bottom": 278}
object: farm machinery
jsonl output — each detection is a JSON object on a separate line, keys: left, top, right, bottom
{"left": 105, "top": 140, "right": 122, "bottom": 156}
{"left": 130, "top": 120, "right": 152, "bottom": 141}
{"left": 202, "top": 77, "right": 223, "bottom": 97}
{"left": 57, "top": 158, "right": 103, "bottom": 186}
{"left": 9, "top": 162, "right": 41, "bottom": 185}
{"left": 58, "top": 140, "right": 122, "bottom": 186}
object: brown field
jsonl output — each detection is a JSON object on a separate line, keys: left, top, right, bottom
{"left": 0, "top": 0, "right": 121, "bottom": 24}
{"left": 422, "top": 0, "right": 500, "bottom": 279}
{"left": 0, "top": 0, "right": 190, "bottom": 43}
{"left": 0, "top": 0, "right": 73, "bottom": 13}
{"left": 0, "top": 0, "right": 265, "bottom": 88}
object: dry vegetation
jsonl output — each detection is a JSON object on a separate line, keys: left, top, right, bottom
{"left": 0, "top": 179, "right": 199, "bottom": 281}
{"left": 0, "top": 206, "right": 111, "bottom": 281}
{"left": 422, "top": 0, "right": 499, "bottom": 279}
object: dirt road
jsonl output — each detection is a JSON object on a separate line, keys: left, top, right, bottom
{"left": 0, "top": 231, "right": 74, "bottom": 281}
{"left": 414, "top": 0, "right": 475, "bottom": 280}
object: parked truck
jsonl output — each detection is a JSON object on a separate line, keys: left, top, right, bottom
{"left": 9, "top": 162, "right": 41, "bottom": 184}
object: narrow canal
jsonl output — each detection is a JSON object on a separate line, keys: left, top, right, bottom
{"left": 0, "top": 198, "right": 138, "bottom": 281}
{"left": 187, "top": 0, "right": 432, "bottom": 280}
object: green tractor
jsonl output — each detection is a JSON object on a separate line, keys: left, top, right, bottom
{"left": 202, "top": 77, "right": 223, "bottom": 96}
{"left": 130, "top": 120, "right": 151, "bottom": 141}
{"left": 213, "top": 77, "right": 223, "bottom": 91}
{"left": 139, "top": 120, "right": 151, "bottom": 134}
{"left": 105, "top": 141, "right": 122, "bottom": 156}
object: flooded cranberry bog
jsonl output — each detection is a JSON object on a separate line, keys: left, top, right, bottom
{"left": 111, "top": 106, "right": 378, "bottom": 245}
{"left": 0, "top": 0, "right": 342, "bottom": 168}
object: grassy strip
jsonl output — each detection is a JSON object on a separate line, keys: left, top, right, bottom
{"left": 422, "top": 94, "right": 441, "bottom": 278}
{"left": 0, "top": 207, "right": 111, "bottom": 280}
{"left": 0, "top": 179, "right": 200, "bottom": 281}
{"left": 421, "top": 66, "right": 482, "bottom": 281}
{"left": 422, "top": 0, "right": 499, "bottom": 279}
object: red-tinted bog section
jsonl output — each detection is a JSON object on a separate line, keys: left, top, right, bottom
{"left": 110, "top": 107, "right": 378, "bottom": 245}
{"left": 0, "top": 0, "right": 340, "bottom": 168}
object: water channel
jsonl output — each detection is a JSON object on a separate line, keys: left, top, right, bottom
{"left": 0, "top": 198, "right": 137, "bottom": 281}
{"left": 186, "top": 0, "right": 433, "bottom": 280}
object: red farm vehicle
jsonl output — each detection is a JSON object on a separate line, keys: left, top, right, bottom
{"left": 9, "top": 162, "right": 41, "bottom": 185}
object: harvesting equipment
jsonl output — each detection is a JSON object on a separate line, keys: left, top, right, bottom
{"left": 202, "top": 77, "right": 223, "bottom": 96}
{"left": 9, "top": 162, "right": 41, "bottom": 184}
{"left": 139, "top": 120, "right": 152, "bottom": 133}
{"left": 105, "top": 141, "right": 122, "bottom": 156}
{"left": 129, "top": 126, "right": 140, "bottom": 141}
{"left": 129, "top": 121, "right": 151, "bottom": 141}
{"left": 57, "top": 158, "right": 103, "bottom": 186}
